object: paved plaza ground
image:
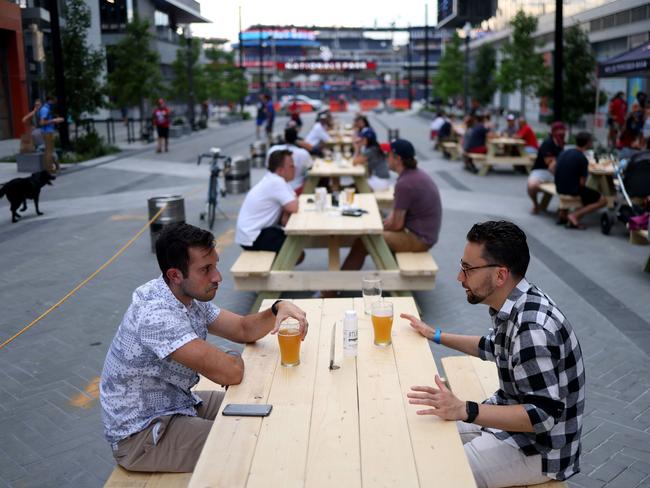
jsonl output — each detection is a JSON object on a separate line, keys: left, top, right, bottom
{"left": 0, "top": 111, "right": 649, "bottom": 487}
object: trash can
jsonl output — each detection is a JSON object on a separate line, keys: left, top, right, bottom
{"left": 225, "top": 156, "right": 251, "bottom": 194}
{"left": 388, "top": 129, "right": 400, "bottom": 140}
{"left": 148, "top": 196, "right": 185, "bottom": 253}
{"left": 250, "top": 141, "right": 267, "bottom": 168}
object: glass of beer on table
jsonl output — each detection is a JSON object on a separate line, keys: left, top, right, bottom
{"left": 278, "top": 318, "right": 301, "bottom": 367}
{"left": 371, "top": 300, "right": 394, "bottom": 346}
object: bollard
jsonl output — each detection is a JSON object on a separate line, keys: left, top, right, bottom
{"left": 250, "top": 141, "right": 267, "bottom": 168}
{"left": 148, "top": 196, "right": 185, "bottom": 253}
{"left": 225, "top": 156, "right": 251, "bottom": 194}
{"left": 388, "top": 129, "right": 400, "bottom": 140}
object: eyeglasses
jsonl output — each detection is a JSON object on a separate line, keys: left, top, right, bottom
{"left": 459, "top": 259, "right": 502, "bottom": 279}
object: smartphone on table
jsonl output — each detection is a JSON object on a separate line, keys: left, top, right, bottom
{"left": 222, "top": 403, "right": 273, "bottom": 417}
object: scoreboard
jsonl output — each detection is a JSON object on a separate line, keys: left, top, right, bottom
{"left": 437, "top": 0, "right": 497, "bottom": 28}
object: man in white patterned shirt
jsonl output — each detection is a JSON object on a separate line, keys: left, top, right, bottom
{"left": 100, "top": 223, "right": 308, "bottom": 472}
{"left": 402, "top": 220, "right": 585, "bottom": 488}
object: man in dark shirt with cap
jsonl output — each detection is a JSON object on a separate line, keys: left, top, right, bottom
{"left": 341, "top": 138, "right": 442, "bottom": 270}
{"left": 527, "top": 122, "right": 566, "bottom": 214}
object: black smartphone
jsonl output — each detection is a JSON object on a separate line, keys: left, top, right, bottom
{"left": 342, "top": 209, "right": 364, "bottom": 217}
{"left": 222, "top": 403, "right": 273, "bottom": 417}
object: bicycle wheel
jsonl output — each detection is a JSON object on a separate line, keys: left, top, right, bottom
{"left": 207, "top": 201, "right": 216, "bottom": 229}
{"left": 207, "top": 174, "right": 217, "bottom": 229}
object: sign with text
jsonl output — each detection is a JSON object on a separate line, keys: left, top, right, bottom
{"left": 277, "top": 60, "right": 377, "bottom": 72}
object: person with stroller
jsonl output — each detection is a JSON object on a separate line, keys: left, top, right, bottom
{"left": 554, "top": 132, "right": 607, "bottom": 229}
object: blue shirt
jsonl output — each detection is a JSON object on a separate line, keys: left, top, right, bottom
{"left": 100, "top": 277, "right": 221, "bottom": 444}
{"left": 38, "top": 103, "right": 55, "bottom": 134}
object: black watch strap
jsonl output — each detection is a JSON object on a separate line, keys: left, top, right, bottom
{"left": 463, "top": 401, "right": 479, "bottom": 424}
{"left": 271, "top": 300, "right": 283, "bottom": 316}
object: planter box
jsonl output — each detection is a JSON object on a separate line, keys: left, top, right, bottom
{"left": 16, "top": 152, "right": 45, "bottom": 173}
{"left": 169, "top": 126, "right": 183, "bottom": 138}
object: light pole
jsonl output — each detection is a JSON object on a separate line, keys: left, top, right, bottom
{"left": 463, "top": 22, "right": 472, "bottom": 114}
{"left": 553, "top": 0, "right": 564, "bottom": 121}
{"left": 184, "top": 27, "right": 195, "bottom": 130}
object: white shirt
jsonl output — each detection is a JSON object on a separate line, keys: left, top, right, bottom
{"left": 235, "top": 172, "right": 297, "bottom": 246}
{"left": 430, "top": 116, "right": 447, "bottom": 131}
{"left": 267, "top": 143, "right": 313, "bottom": 190}
{"left": 305, "top": 122, "right": 331, "bottom": 147}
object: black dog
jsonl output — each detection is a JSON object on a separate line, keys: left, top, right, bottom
{"left": 0, "top": 171, "right": 55, "bottom": 223}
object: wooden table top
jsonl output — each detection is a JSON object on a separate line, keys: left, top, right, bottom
{"left": 488, "top": 137, "right": 525, "bottom": 145}
{"left": 589, "top": 161, "right": 616, "bottom": 176}
{"left": 308, "top": 159, "right": 366, "bottom": 177}
{"left": 284, "top": 194, "right": 383, "bottom": 236}
{"left": 189, "top": 297, "right": 477, "bottom": 488}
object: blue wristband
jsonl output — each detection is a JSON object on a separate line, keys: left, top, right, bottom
{"left": 433, "top": 328, "right": 442, "bottom": 345}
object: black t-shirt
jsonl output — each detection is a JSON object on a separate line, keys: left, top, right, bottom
{"left": 534, "top": 137, "right": 563, "bottom": 170}
{"left": 554, "top": 148, "right": 588, "bottom": 195}
{"left": 463, "top": 124, "right": 488, "bottom": 151}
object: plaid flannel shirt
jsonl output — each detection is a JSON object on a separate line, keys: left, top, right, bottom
{"left": 478, "top": 278, "right": 585, "bottom": 481}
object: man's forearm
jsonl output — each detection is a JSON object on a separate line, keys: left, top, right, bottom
{"left": 472, "top": 403, "right": 534, "bottom": 433}
{"left": 240, "top": 308, "right": 275, "bottom": 342}
{"left": 439, "top": 332, "right": 482, "bottom": 357}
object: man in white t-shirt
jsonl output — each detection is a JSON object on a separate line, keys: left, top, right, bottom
{"left": 267, "top": 127, "right": 313, "bottom": 194}
{"left": 236, "top": 149, "right": 299, "bottom": 253}
{"left": 297, "top": 112, "right": 332, "bottom": 156}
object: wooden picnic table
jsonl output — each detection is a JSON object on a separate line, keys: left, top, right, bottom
{"left": 480, "top": 137, "right": 533, "bottom": 176}
{"left": 587, "top": 161, "right": 617, "bottom": 208}
{"left": 302, "top": 159, "right": 371, "bottom": 193}
{"left": 189, "top": 297, "right": 477, "bottom": 488}
{"left": 243, "top": 194, "right": 429, "bottom": 311}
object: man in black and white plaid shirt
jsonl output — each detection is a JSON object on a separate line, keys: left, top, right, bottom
{"left": 402, "top": 220, "right": 585, "bottom": 488}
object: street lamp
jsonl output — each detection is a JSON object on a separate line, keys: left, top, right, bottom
{"left": 462, "top": 21, "right": 472, "bottom": 114}
{"left": 184, "top": 26, "right": 195, "bottom": 130}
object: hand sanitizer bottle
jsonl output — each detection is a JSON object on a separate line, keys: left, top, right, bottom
{"left": 343, "top": 310, "right": 358, "bottom": 357}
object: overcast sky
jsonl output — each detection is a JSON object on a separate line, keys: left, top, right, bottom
{"left": 192, "top": 1, "right": 439, "bottom": 46}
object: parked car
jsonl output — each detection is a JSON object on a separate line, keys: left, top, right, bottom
{"left": 279, "top": 95, "right": 323, "bottom": 112}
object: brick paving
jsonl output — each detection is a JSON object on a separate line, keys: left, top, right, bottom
{"left": 0, "top": 111, "right": 648, "bottom": 487}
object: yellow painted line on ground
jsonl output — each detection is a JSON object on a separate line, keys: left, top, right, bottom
{"left": 215, "top": 228, "right": 235, "bottom": 252}
{"left": 69, "top": 376, "right": 100, "bottom": 409}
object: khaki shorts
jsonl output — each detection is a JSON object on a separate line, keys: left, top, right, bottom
{"left": 383, "top": 229, "right": 431, "bottom": 253}
{"left": 112, "top": 390, "right": 225, "bottom": 473}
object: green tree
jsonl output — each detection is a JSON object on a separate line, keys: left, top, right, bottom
{"left": 470, "top": 43, "right": 497, "bottom": 106}
{"left": 496, "top": 11, "right": 549, "bottom": 115}
{"left": 169, "top": 38, "right": 208, "bottom": 108}
{"left": 45, "top": 0, "right": 104, "bottom": 121}
{"left": 553, "top": 25, "right": 601, "bottom": 130}
{"left": 204, "top": 48, "right": 247, "bottom": 110}
{"left": 433, "top": 32, "right": 464, "bottom": 102}
{"left": 106, "top": 15, "right": 162, "bottom": 125}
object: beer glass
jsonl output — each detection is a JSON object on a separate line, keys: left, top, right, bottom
{"left": 278, "top": 318, "right": 301, "bottom": 367}
{"left": 362, "top": 277, "right": 382, "bottom": 315}
{"left": 371, "top": 301, "right": 393, "bottom": 346}
{"left": 344, "top": 187, "right": 355, "bottom": 206}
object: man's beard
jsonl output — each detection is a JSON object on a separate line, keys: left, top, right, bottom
{"left": 463, "top": 279, "right": 495, "bottom": 305}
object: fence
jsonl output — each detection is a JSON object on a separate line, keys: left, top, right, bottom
{"left": 71, "top": 118, "right": 154, "bottom": 145}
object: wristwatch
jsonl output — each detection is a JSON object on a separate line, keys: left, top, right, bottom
{"left": 271, "top": 300, "right": 283, "bottom": 316}
{"left": 464, "top": 401, "right": 479, "bottom": 423}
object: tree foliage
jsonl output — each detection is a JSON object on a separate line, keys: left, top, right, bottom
{"left": 496, "top": 10, "right": 549, "bottom": 114}
{"left": 45, "top": 0, "right": 105, "bottom": 121}
{"left": 204, "top": 48, "right": 247, "bottom": 107}
{"left": 106, "top": 15, "right": 162, "bottom": 110}
{"left": 433, "top": 32, "right": 464, "bottom": 102}
{"left": 470, "top": 43, "right": 497, "bottom": 106}
{"left": 551, "top": 25, "right": 600, "bottom": 126}
{"left": 169, "top": 38, "right": 208, "bottom": 104}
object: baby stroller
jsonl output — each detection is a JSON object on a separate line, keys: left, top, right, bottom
{"left": 600, "top": 150, "right": 650, "bottom": 235}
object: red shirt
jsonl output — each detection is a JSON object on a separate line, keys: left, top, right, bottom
{"left": 516, "top": 124, "right": 539, "bottom": 149}
{"left": 153, "top": 107, "right": 170, "bottom": 128}
{"left": 609, "top": 98, "right": 626, "bottom": 125}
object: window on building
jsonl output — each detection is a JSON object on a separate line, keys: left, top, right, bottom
{"left": 100, "top": 0, "right": 127, "bottom": 33}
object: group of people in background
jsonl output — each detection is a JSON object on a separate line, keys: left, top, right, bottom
{"left": 607, "top": 90, "right": 649, "bottom": 151}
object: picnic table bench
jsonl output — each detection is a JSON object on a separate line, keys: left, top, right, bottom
{"left": 373, "top": 185, "right": 394, "bottom": 210}
{"left": 475, "top": 138, "right": 533, "bottom": 176}
{"left": 538, "top": 183, "right": 582, "bottom": 213}
{"left": 441, "top": 355, "right": 568, "bottom": 488}
{"left": 442, "top": 141, "right": 462, "bottom": 160}
{"left": 189, "top": 297, "right": 478, "bottom": 487}
{"left": 302, "top": 159, "right": 370, "bottom": 194}
{"left": 628, "top": 227, "right": 650, "bottom": 272}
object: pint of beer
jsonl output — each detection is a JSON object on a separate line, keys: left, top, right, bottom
{"left": 371, "top": 301, "right": 394, "bottom": 346}
{"left": 278, "top": 319, "right": 301, "bottom": 367}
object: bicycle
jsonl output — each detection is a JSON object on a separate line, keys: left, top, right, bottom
{"left": 197, "top": 147, "right": 231, "bottom": 229}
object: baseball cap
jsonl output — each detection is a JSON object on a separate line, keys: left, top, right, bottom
{"left": 359, "top": 127, "right": 376, "bottom": 140}
{"left": 506, "top": 113, "right": 515, "bottom": 121}
{"left": 550, "top": 121, "right": 566, "bottom": 132}
{"left": 389, "top": 139, "right": 415, "bottom": 159}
